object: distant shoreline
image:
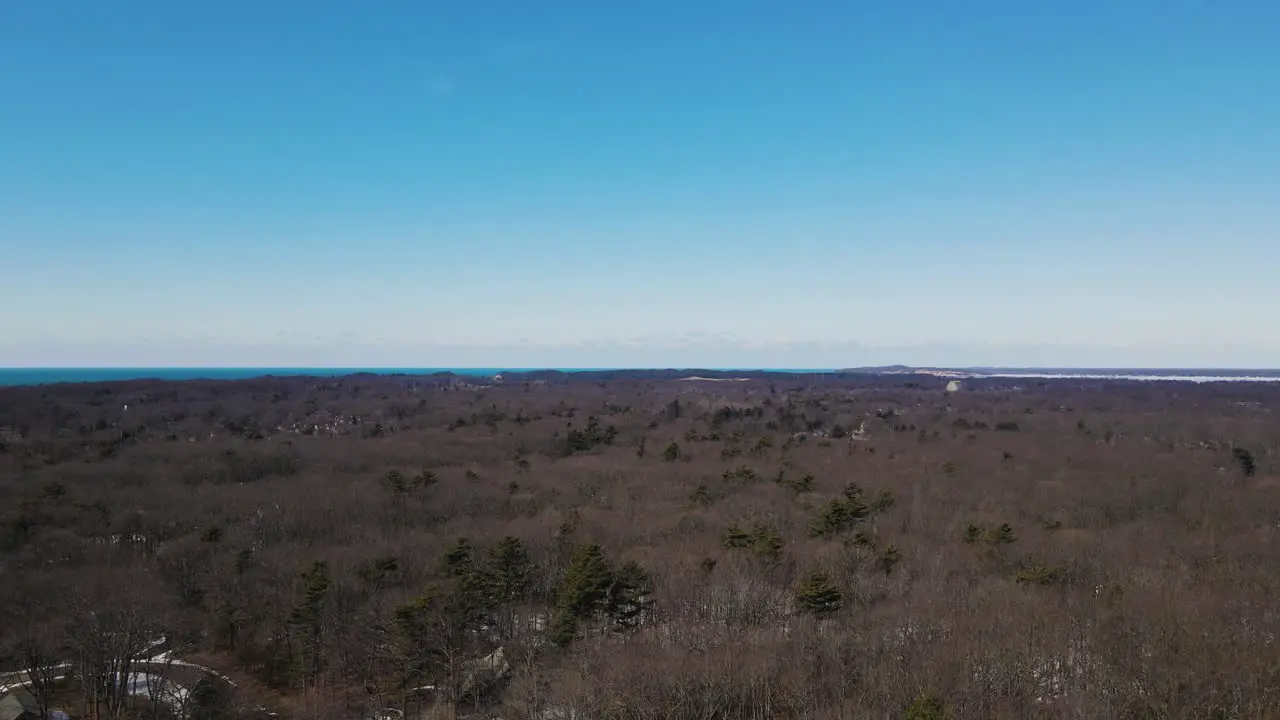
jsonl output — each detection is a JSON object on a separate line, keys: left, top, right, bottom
{"left": 3, "top": 366, "right": 1280, "bottom": 388}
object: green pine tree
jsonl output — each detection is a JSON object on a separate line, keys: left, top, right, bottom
{"left": 1233, "top": 447, "right": 1257, "bottom": 477}
{"left": 904, "top": 690, "right": 950, "bottom": 720}
{"left": 288, "top": 560, "right": 331, "bottom": 681}
{"left": 985, "top": 523, "right": 1016, "bottom": 545}
{"left": 442, "top": 537, "right": 475, "bottom": 576}
{"left": 607, "top": 561, "right": 654, "bottom": 631}
{"left": 749, "top": 524, "right": 785, "bottom": 561}
{"left": 721, "top": 524, "right": 750, "bottom": 548}
{"left": 486, "top": 536, "right": 532, "bottom": 604}
{"left": 872, "top": 488, "right": 896, "bottom": 511}
{"left": 554, "top": 518, "right": 576, "bottom": 561}
{"left": 784, "top": 473, "right": 815, "bottom": 493}
{"left": 810, "top": 495, "right": 869, "bottom": 536}
{"left": 877, "top": 544, "right": 902, "bottom": 576}
{"left": 392, "top": 577, "right": 491, "bottom": 704}
{"left": 795, "top": 572, "right": 843, "bottom": 615}
{"left": 689, "top": 483, "right": 713, "bottom": 507}
{"left": 384, "top": 469, "right": 408, "bottom": 494}
{"left": 549, "top": 543, "right": 614, "bottom": 645}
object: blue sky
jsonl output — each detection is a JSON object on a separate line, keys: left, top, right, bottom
{"left": 2, "top": 1, "right": 1278, "bottom": 368}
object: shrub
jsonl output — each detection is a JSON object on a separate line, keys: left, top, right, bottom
{"left": 751, "top": 436, "right": 772, "bottom": 455}
{"left": 904, "top": 690, "right": 949, "bottom": 720}
{"left": 872, "top": 488, "right": 896, "bottom": 512}
{"left": 749, "top": 524, "right": 785, "bottom": 560}
{"left": 779, "top": 471, "right": 814, "bottom": 493}
{"left": 384, "top": 469, "right": 408, "bottom": 494}
{"left": 877, "top": 544, "right": 902, "bottom": 576}
{"left": 985, "top": 523, "right": 1016, "bottom": 545}
{"left": 721, "top": 524, "right": 750, "bottom": 549}
{"left": 689, "top": 483, "right": 713, "bottom": 507}
{"left": 722, "top": 466, "right": 758, "bottom": 484}
{"left": 1015, "top": 564, "right": 1065, "bottom": 586}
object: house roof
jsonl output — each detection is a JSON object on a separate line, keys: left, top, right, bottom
{"left": 0, "top": 687, "right": 38, "bottom": 720}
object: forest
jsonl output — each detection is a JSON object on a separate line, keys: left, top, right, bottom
{"left": 1, "top": 371, "right": 1278, "bottom": 720}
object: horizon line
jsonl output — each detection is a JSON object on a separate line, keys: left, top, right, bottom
{"left": 5, "top": 365, "right": 1280, "bottom": 372}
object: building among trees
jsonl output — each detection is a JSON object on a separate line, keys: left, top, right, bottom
{"left": 0, "top": 687, "right": 69, "bottom": 720}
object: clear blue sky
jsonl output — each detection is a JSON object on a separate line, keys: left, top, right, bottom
{"left": 3, "top": 1, "right": 1278, "bottom": 368}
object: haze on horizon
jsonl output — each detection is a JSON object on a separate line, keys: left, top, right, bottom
{"left": 3, "top": 1, "right": 1278, "bottom": 369}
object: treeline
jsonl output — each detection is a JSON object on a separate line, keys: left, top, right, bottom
{"left": 2, "top": 375, "right": 1279, "bottom": 719}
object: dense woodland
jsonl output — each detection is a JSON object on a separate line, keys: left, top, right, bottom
{"left": 1, "top": 371, "right": 1278, "bottom": 720}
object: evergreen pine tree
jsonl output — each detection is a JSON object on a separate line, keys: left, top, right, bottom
{"left": 877, "top": 544, "right": 902, "bottom": 576}
{"left": 442, "top": 537, "right": 475, "bottom": 576}
{"left": 963, "top": 524, "right": 983, "bottom": 544}
{"left": 904, "top": 690, "right": 949, "bottom": 720}
{"left": 290, "top": 561, "right": 330, "bottom": 625}
{"left": 486, "top": 536, "right": 532, "bottom": 604}
{"left": 549, "top": 543, "right": 614, "bottom": 645}
{"left": 392, "top": 578, "right": 491, "bottom": 702}
{"left": 721, "top": 524, "right": 750, "bottom": 548}
{"left": 810, "top": 495, "right": 869, "bottom": 536}
{"left": 607, "top": 561, "right": 654, "bottom": 631}
{"left": 1233, "top": 447, "right": 1257, "bottom": 477}
{"left": 689, "top": 483, "right": 713, "bottom": 507}
{"left": 749, "top": 524, "right": 785, "bottom": 560}
{"left": 288, "top": 560, "right": 331, "bottom": 680}
{"left": 795, "top": 572, "right": 843, "bottom": 615}
{"left": 872, "top": 488, "right": 896, "bottom": 511}
{"left": 986, "top": 523, "right": 1016, "bottom": 545}
{"left": 384, "top": 469, "right": 408, "bottom": 494}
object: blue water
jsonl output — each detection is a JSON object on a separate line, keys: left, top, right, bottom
{"left": 6, "top": 367, "right": 1275, "bottom": 388}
